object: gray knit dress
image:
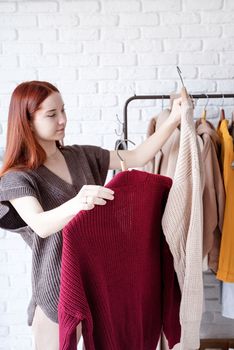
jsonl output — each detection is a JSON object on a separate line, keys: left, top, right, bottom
{"left": 0, "top": 145, "right": 110, "bottom": 325}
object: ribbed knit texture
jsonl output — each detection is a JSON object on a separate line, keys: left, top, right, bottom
{"left": 0, "top": 145, "right": 110, "bottom": 325}
{"left": 58, "top": 170, "right": 181, "bottom": 350}
{"left": 162, "top": 99, "right": 203, "bottom": 350}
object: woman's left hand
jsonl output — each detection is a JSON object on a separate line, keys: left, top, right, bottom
{"left": 168, "top": 97, "right": 182, "bottom": 126}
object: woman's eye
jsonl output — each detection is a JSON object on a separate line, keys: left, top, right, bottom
{"left": 47, "top": 114, "right": 56, "bottom": 118}
{"left": 62, "top": 108, "right": 66, "bottom": 113}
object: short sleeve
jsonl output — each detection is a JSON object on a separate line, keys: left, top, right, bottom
{"left": 77, "top": 145, "right": 110, "bottom": 186}
{"left": 0, "top": 170, "right": 38, "bottom": 230}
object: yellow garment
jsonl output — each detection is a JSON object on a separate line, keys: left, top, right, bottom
{"left": 217, "top": 120, "right": 234, "bottom": 282}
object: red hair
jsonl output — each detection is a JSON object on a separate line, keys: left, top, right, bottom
{"left": 0, "top": 81, "right": 61, "bottom": 176}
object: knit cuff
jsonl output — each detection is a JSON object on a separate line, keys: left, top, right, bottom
{"left": 58, "top": 307, "right": 80, "bottom": 350}
{"left": 180, "top": 321, "right": 200, "bottom": 350}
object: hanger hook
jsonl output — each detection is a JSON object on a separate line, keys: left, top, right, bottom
{"left": 116, "top": 139, "right": 136, "bottom": 161}
{"left": 114, "top": 114, "right": 124, "bottom": 137}
{"left": 221, "top": 94, "right": 224, "bottom": 108}
{"left": 116, "top": 113, "right": 123, "bottom": 125}
{"left": 114, "top": 129, "right": 122, "bottom": 137}
{"left": 176, "top": 66, "right": 185, "bottom": 88}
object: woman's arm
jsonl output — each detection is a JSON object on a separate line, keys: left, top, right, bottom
{"left": 9, "top": 185, "right": 114, "bottom": 238}
{"left": 109, "top": 97, "right": 182, "bottom": 170}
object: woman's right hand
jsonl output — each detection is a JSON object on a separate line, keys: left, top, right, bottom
{"left": 9, "top": 185, "right": 114, "bottom": 238}
{"left": 71, "top": 185, "right": 115, "bottom": 212}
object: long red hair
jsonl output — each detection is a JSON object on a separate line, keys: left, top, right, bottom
{"left": 0, "top": 81, "right": 61, "bottom": 176}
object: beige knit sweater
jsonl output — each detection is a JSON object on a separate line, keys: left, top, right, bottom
{"left": 162, "top": 95, "right": 203, "bottom": 350}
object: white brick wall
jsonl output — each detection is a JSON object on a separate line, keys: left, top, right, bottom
{"left": 1, "top": 0, "right": 234, "bottom": 349}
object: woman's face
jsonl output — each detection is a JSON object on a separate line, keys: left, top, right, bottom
{"left": 30, "top": 92, "right": 67, "bottom": 143}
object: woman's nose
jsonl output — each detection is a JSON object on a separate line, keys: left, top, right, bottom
{"left": 58, "top": 113, "right": 66, "bottom": 124}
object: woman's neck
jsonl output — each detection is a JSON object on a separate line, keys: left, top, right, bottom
{"left": 46, "top": 146, "right": 59, "bottom": 159}
{"left": 39, "top": 141, "right": 59, "bottom": 159}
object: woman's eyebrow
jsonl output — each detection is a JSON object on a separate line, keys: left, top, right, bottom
{"left": 46, "top": 108, "right": 56, "bottom": 112}
{"left": 45, "top": 104, "right": 64, "bottom": 113}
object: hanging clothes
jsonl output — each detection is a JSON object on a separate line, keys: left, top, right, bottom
{"left": 217, "top": 119, "right": 234, "bottom": 282}
{"left": 112, "top": 139, "right": 127, "bottom": 177}
{"left": 195, "top": 119, "right": 225, "bottom": 273}
{"left": 144, "top": 95, "right": 204, "bottom": 349}
{"left": 161, "top": 96, "right": 203, "bottom": 350}
{"left": 145, "top": 109, "right": 225, "bottom": 273}
{"left": 217, "top": 120, "right": 234, "bottom": 319}
{"left": 58, "top": 170, "right": 181, "bottom": 350}
{"left": 222, "top": 282, "right": 234, "bottom": 319}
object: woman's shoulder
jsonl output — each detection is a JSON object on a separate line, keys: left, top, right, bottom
{"left": 1, "top": 168, "right": 35, "bottom": 182}
{"left": 0, "top": 168, "right": 39, "bottom": 206}
{"left": 0, "top": 168, "right": 38, "bottom": 194}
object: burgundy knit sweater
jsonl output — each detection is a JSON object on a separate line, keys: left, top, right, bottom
{"left": 58, "top": 170, "right": 181, "bottom": 350}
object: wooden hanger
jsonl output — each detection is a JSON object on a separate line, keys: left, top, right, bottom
{"left": 201, "top": 94, "right": 209, "bottom": 124}
{"left": 201, "top": 109, "right": 207, "bottom": 124}
{"left": 116, "top": 139, "right": 136, "bottom": 172}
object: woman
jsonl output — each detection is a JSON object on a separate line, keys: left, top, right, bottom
{"left": 0, "top": 81, "right": 182, "bottom": 350}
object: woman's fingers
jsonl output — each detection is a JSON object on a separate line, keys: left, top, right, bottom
{"left": 174, "top": 97, "right": 182, "bottom": 105}
{"left": 82, "top": 203, "right": 95, "bottom": 211}
{"left": 82, "top": 185, "right": 114, "bottom": 194}
{"left": 77, "top": 185, "right": 114, "bottom": 212}
{"left": 82, "top": 186, "right": 114, "bottom": 201}
{"left": 181, "top": 87, "right": 188, "bottom": 101}
{"left": 86, "top": 196, "right": 107, "bottom": 205}
{"left": 83, "top": 185, "right": 114, "bottom": 195}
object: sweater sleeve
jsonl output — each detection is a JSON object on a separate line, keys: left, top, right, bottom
{"left": 58, "top": 221, "right": 90, "bottom": 350}
{"left": 161, "top": 181, "right": 181, "bottom": 349}
{"left": 58, "top": 308, "right": 82, "bottom": 350}
{"left": 0, "top": 170, "right": 38, "bottom": 230}
{"left": 162, "top": 236, "right": 181, "bottom": 349}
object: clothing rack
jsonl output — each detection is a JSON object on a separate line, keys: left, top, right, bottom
{"left": 122, "top": 93, "right": 234, "bottom": 142}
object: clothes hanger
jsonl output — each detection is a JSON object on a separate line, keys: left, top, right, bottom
{"left": 219, "top": 94, "right": 225, "bottom": 121}
{"left": 177, "top": 66, "right": 185, "bottom": 88}
{"left": 175, "top": 67, "right": 190, "bottom": 131}
{"left": 116, "top": 139, "right": 136, "bottom": 171}
{"left": 176, "top": 66, "right": 190, "bottom": 102}
{"left": 113, "top": 114, "right": 128, "bottom": 177}
{"left": 114, "top": 114, "right": 127, "bottom": 151}
{"left": 201, "top": 94, "right": 209, "bottom": 124}
{"left": 114, "top": 114, "right": 124, "bottom": 137}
